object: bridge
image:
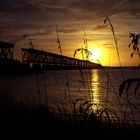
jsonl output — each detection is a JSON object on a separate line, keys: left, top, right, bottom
{"left": 21, "top": 48, "right": 102, "bottom": 70}
{"left": 0, "top": 41, "right": 102, "bottom": 72}
{"left": 0, "top": 41, "right": 14, "bottom": 61}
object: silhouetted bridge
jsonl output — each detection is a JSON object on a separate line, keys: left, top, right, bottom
{"left": 21, "top": 48, "right": 102, "bottom": 70}
{"left": 0, "top": 41, "right": 101, "bottom": 72}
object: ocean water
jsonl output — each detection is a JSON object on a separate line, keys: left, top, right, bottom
{"left": 0, "top": 68, "right": 140, "bottom": 124}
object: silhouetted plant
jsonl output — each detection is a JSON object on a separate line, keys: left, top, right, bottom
{"left": 79, "top": 100, "right": 93, "bottom": 115}
{"left": 104, "top": 17, "right": 138, "bottom": 125}
{"left": 119, "top": 33, "right": 140, "bottom": 96}
{"left": 128, "top": 33, "right": 140, "bottom": 59}
{"left": 119, "top": 78, "right": 140, "bottom": 97}
{"left": 104, "top": 16, "right": 123, "bottom": 70}
{"left": 74, "top": 48, "right": 92, "bottom": 60}
{"left": 97, "top": 107, "right": 120, "bottom": 125}
{"left": 72, "top": 98, "right": 85, "bottom": 114}
{"left": 117, "top": 33, "right": 140, "bottom": 126}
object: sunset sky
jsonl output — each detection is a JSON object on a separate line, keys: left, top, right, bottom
{"left": 0, "top": 0, "right": 140, "bottom": 66}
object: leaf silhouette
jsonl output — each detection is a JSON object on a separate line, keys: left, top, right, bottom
{"left": 104, "top": 18, "right": 107, "bottom": 24}
{"left": 119, "top": 78, "right": 140, "bottom": 97}
{"left": 128, "top": 43, "right": 131, "bottom": 48}
{"left": 73, "top": 48, "right": 92, "bottom": 59}
{"left": 73, "top": 50, "right": 76, "bottom": 57}
{"left": 134, "top": 83, "right": 140, "bottom": 95}
{"left": 126, "top": 82, "right": 131, "bottom": 93}
{"left": 119, "top": 80, "right": 128, "bottom": 97}
{"left": 128, "top": 33, "right": 140, "bottom": 59}
{"left": 131, "top": 52, "right": 134, "bottom": 58}
{"left": 129, "top": 33, "right": 134, "bottom": 37}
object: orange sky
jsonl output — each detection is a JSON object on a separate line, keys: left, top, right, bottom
{"left": 0, "top": 0, "right": 140, "bottom": 66}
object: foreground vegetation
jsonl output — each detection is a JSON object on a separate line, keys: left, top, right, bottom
{"left": 0, "top": 96, "right": 140, "bottom": 139}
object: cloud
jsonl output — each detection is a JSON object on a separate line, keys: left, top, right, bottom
{"left": 92, "top": 25, "right": 107, "bottom": 31}
{"left": 0, "top": 28, "right": 13, "bottom": 36}
{"left": 0, "top": 0, "right": 140, "bottom": 40}
{"left": 1, "top": 0, "right": 140, "bottom": 21}
{"left": 103, "top": 43, "right": 114, "bottom": 47}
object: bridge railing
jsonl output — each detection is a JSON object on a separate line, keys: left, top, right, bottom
{"left": 21, "top": 48, "right": 101, "bottom": 70}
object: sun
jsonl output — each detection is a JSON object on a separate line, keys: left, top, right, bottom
{"left": 90, "top": 48, "right": 101, "bottom": 61}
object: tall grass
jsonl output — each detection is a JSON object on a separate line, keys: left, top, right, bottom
{"left": 56, "top": 25, "right": 73, "bottom": 111}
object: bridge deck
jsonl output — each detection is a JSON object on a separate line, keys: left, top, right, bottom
{"left": 21, "top": 48, "right": 102, "bottom": 70}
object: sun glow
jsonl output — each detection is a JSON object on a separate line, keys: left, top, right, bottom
{"left": 90, "top": 48, "right": 102, "bottom": 61}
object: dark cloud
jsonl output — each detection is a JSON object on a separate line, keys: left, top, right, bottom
{"left": 92, "top": 25, "right": 107, "bottom": 31}
{"left": 0, "top": 28, "right": 13, "bottom": 37}
{"left": 1, "top": 0, "right": 140, "bottom": 21}
{"left": 0, "top": 0, "right": 140, "bottom": 39}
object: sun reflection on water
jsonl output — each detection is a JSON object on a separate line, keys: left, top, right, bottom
{"left": 90, "top": 69, "right": 101, "bottom": 112}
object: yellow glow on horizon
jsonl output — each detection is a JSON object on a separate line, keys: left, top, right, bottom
{"left": 73, "top": 40, "right": 129, "bottom": 66}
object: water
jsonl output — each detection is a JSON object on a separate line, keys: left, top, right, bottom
{"left": 0, "top": 68, "right": 140, "bottom": 124}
